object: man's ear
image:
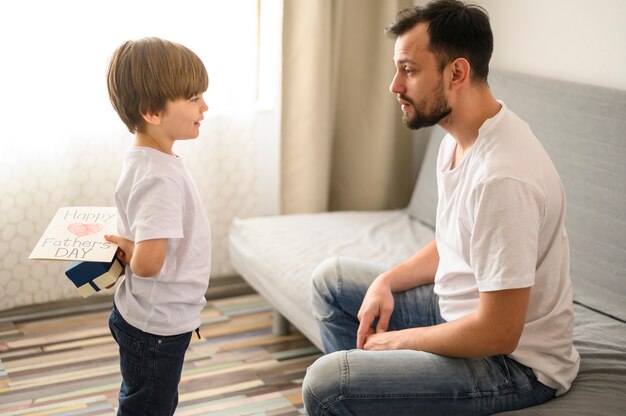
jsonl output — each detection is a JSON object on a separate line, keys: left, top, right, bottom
{"left": 450, "top": 57, "right": 471, "bottom": 87}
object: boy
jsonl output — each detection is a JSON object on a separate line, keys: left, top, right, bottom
{"left": 104, "top": 37, "right": 211, "bottom": 415}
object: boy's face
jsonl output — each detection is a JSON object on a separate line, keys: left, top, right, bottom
{"left": 159, "top": 94, "right": 209, "bottom": 140}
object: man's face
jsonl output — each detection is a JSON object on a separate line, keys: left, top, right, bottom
{"left": 389, "top": 23, "right": 451, "bottom": 130}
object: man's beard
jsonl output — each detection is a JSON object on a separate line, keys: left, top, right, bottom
{"left": 400, "top": 82, "right": 451, "bottom": 130}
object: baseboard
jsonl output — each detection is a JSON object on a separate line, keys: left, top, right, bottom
{"left": 0, "top": 275, "right": 256, "bottom": 323}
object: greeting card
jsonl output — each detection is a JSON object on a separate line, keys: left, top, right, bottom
{"left": 29, "top": 207, "right": 118, "bottom": 262}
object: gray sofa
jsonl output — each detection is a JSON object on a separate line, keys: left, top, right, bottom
{"left": 229, "top": 70, "right": 626, "bottom": 414}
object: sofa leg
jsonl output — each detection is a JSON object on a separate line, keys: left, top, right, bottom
{"left": 272, "top": 310, "right": 290, "bottom": 335}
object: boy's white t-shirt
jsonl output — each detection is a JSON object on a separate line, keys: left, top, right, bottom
{"left": 113, "top": 147, "right": 211, "bottom": 336}
{"left": 434, "top": 103, "right": 580, "bottom": 395}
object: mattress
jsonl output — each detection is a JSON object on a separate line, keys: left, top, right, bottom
{"left": 229, "top": 210, "right": 436, "bottom": 348}
{"left": 496, "top": 304, "right": 626, "bottom": 415}
{"left": 229, "top": 211, "right": 626, "bottom": 415}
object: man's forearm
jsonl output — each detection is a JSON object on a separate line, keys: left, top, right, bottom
{"left": 365, "top": 287, "right": 531, "bottom": 357}
{"left": 399, "top": 316, "right": 515, "bottom": 357}
{"left": 380, "top": 240, "right": 439, "bottom": 292}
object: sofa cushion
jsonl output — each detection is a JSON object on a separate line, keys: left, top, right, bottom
{"left": 229, "top": 210, "right": 436, "bottom": 349}
{"left": 488, "top": 71, "right": 626, "bottom": 321}
{"left": 495, "top": 304, "right": 626, "bottom": 415}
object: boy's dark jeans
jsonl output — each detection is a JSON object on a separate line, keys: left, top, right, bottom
{"left": 109, "top": 303, "right": 192, "bottom": 416}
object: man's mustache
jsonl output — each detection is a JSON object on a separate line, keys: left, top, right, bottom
{"left": 398, "top": 94, "right": 415, "bottom": 107}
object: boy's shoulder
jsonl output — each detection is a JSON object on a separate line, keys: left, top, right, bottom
{"left": 120, "top": 147, "right": 188, "bottom": 190}
{"left": 124, "top": 147, "right": 184, "bottom": 172}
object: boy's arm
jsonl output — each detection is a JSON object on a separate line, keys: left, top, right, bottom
{"left": 132, "top": 239, "right": 168, "bottom": 277}
{"left": 105, "top": 235, "right": 168, "bottom": 277}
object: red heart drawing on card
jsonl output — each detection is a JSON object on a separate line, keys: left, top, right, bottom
{"left": 68, "top": 223, "right": 104, "bottom": 237}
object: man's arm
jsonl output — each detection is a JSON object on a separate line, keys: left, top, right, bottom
{"left": 363, "top": 286, "right": 531, "bottom": 357}
{"left": 381, "top": 240, "right": 440, "bottom": 291}
{"left": 356, "top": 240, "right": 439, "bottom": 348}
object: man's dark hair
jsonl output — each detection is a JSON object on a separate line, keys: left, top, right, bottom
{"left": 385, "top": 0, "right": 493, "bottom": 82}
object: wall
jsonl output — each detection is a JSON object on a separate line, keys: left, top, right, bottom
{"left": 409, "top": 0, "right": 626, "bottom": 184}
{"left": 411, "top": 0, "right": 626, "bottom": 90}
{"left": 0, "top": 1, "right": 262, "bottom": 312}
{"left": 474, "top": 0, "right": 626, "bottom": 91}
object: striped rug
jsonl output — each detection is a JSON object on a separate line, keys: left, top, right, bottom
{"left": 0, "top": 290, "right": 322, "bottom": 415}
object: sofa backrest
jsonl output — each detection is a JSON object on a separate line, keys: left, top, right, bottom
{"left": 407, "top": 70, "right": 626, "bottom": 321}
{"left": 406, "top": 126, "right": 442, "bottom": 230}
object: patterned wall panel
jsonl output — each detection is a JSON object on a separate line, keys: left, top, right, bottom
{"left": 0, "top": 114, "right": 257, "bottom": 311}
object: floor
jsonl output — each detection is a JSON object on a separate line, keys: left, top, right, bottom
{"left": 0, "top": 284, "right": 321, "bottom": 415}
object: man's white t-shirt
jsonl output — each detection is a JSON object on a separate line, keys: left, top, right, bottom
{"left": 113, "top": 147, "right": 211, "bottom": 336}
{"left": 434, "top": 103, "right": 580, "bottom": 395}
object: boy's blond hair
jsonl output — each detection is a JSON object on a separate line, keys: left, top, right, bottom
{"left": 107, "top": 37, "right": 208, "bottom": 133}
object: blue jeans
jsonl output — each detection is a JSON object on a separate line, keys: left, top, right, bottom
{"left": 108, "top": 303, "right": 192, "bottom": 416}
{"left": 303, "top": 257, "right": 556, "bottom": 416}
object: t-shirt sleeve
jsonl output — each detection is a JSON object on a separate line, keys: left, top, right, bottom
{"left": 126, "top": 175, "right": 184, "bottom": 243}
{"left": 469, "top": 177, "right": 545, "bottom": 291}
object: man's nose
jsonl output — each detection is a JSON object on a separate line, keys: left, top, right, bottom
{"left": 389, "top": 73, "right": 404, "bottom": 95}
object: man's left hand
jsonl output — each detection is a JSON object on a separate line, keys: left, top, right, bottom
{"left": 363, "top": 329, "right": 405, "bottom": 350}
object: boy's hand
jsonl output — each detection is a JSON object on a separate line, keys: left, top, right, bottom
{"left": 105, "top": 234, "right": 135, "bottom": 266}
{"left": 105, "top": 235, "right": 167, "bottom": 278}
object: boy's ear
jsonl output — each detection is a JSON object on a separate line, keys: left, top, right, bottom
{"left": 141, "top": 110, "right": 162, "bottom": 126}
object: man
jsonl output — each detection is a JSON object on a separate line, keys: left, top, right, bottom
{"left": 302, "top": 1, "right": 580, "bottom": 415}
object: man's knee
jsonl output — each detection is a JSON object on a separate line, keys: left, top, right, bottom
{"left": 312, "top": 256, "right": 341, "bottom": 296}
{"left": 311, "top": 257, "right": 341, "bottom": 321}
{"left": 302, "top": 351, "right": 344, "bottom": 415}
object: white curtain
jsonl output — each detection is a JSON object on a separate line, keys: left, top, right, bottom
{"left": 0, "top": 0, "right": 260, "bottom": 311}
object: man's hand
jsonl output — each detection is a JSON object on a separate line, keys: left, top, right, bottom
{"left": 363, "top": 329, "right": 405, "bottom": 350}
{"left": 360, "top": 288, "right": 532, "bottom": 357}
{"left": 354, "top": 240, "right": 438, "bottom": 350}
{"left": 356, "top": 275, "right": 395, "bottom": 349}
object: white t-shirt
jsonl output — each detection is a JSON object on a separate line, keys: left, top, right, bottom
{"left": 434, "top": 103, "right": 580, "bottom": 395}
{"left": 113, "top": 147, "right": 211, "bottom": 336}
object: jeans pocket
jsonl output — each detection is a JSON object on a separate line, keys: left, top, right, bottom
{"left": 471, "top": 356, "right": 516, "bottom": 394}
{"left": 156, "top": 332, "right": 192, "bottom": 355}
{"left": 523, "top": 365, "right": 557, "bottom": 401}
{"left": 110, "top": 320, "right": 145, "bottom": 389}
{"left": 152, "top": 332, "right": 192, "bottom": 395}
{"left": 501, "top": 356, "right": 538, "bottom": 394}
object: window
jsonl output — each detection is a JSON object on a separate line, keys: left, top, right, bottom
{"left": 0, "top": 0, "right": 273, "bottom": 309}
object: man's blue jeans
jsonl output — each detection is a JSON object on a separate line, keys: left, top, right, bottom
{"left": 303, "top": 256, "right": 556, "bottom": 416}
{"left": 109, "top": 303, "right": 192, "bottom": 416}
